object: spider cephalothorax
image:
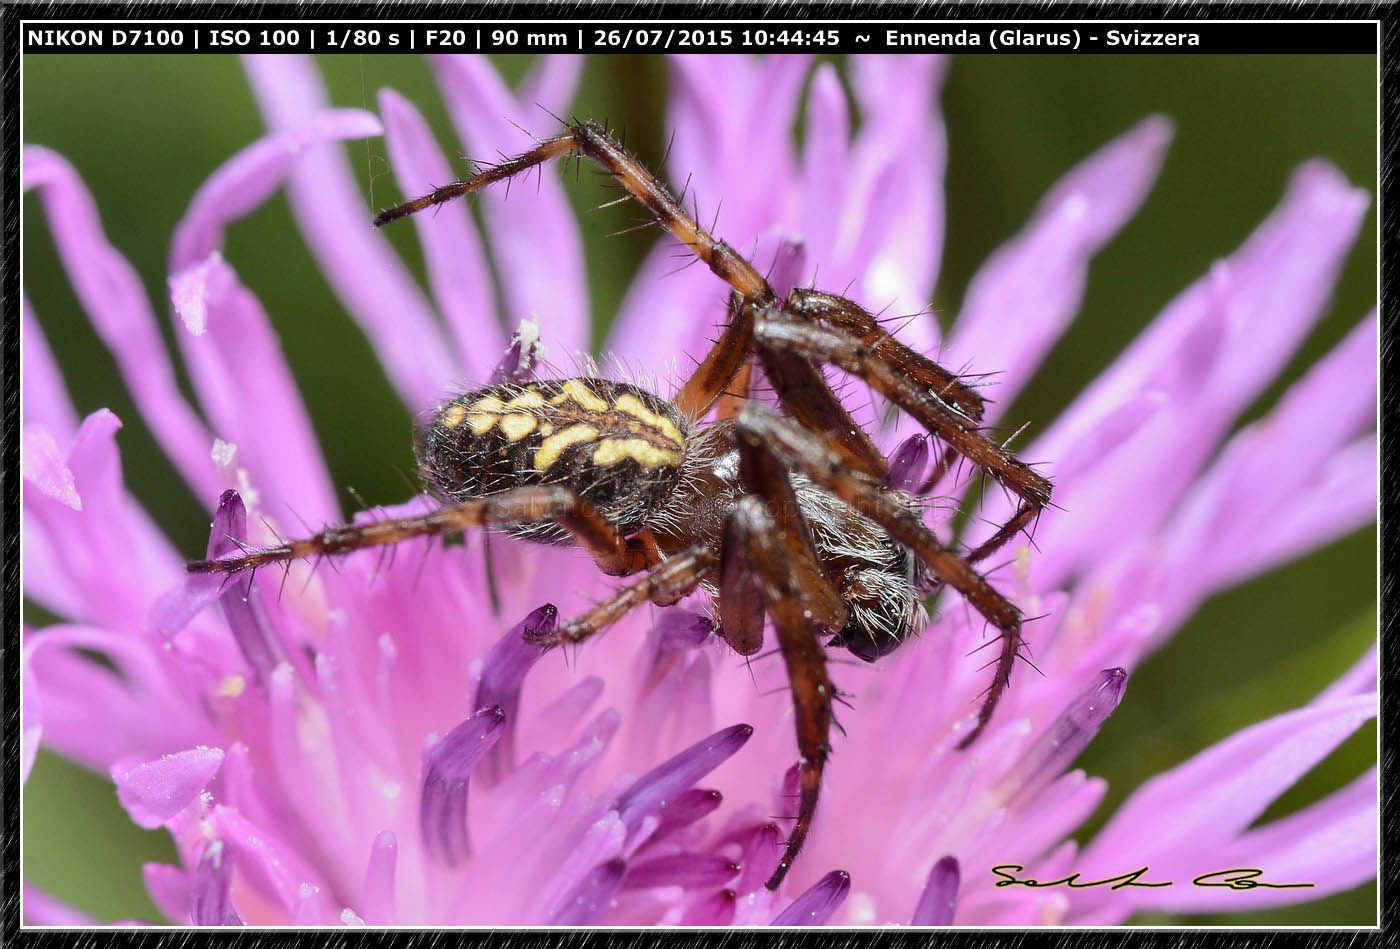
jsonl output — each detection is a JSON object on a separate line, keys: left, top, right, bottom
{"left": 189, "top": 120, "right": 1051, "bottom": 889}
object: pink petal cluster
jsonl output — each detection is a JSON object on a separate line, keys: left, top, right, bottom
{"left": 21, "top": 54, "right": 1375, "bottom": 927}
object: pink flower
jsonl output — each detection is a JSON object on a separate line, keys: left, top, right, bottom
{"left": 22, "top": 54, "right": 1375, "bottom": 926}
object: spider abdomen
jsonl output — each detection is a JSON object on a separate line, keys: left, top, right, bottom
{"left": 418, "top": 378, "right": 690, "bottom": 542}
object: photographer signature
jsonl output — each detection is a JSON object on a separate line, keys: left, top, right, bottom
{"left": 991, "top": 865, "right": 1314, "bottom": 891}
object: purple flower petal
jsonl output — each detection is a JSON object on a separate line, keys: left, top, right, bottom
{"left": 642, "top": 788, "right": 724, "bottom": 849}
{"left": 167, "top": 252, "right": 338, "bottom": 527}
{"left": 608, "top": 56, "right": 807, "bottom": 378}
{"left": 242, "top": 55, "right": 456, "bottom": 411}
{"left": 886, "top": 435, "right": 930, "bottom": 493}
{"left": 191, "top": 840, "right": 243, "bottom": 925}
{"left": 23, "top": 410, "right": 181, "bottom": 630}
{"left": 111, "top": 746, "right": 225, "bottom": 829}
{"left": 623, "top": 852, "right": 740, "bottom": 890}
{"left": 657, "top": 611, "right": 716, "bottom": 650}
{"left": 615, "top": 723, "right": 753, "bottom": 833}
{"left": 23, "top": 884, "right": 97, "bottom": 926}
{"left": 849, "top": 105, "right": 943, "bottom": 313}
{"left": 524, "top": 809, "right": 626, "bottom": 924}
{"left": 428, "top": 55, "right": 589, "bottom": 361}
{"left": 799, "top": 64, "right": 852, "bottom": 268}
{"left": 142, "top": 863, "right": 193, "bottom": 924}
{"left": 1080, "top": 691, "right": 1376, "bottom": 879}
{"left": 732, "top": 822, "right": 783, "bottom": 895}
{"left": 1221, "top": 769, "right": 1376, "bottom": 901}
{"left": 23, "top": 146, "right": 221, "bottom": 502}
{"left": 836, "top": 55, "right": 946, "bottom": 412}
{"left": 1155, "top": 312, "right": 1377, "bottom": 608}
{"left": 474, "top": 604, "right": 556, "bottom": 782}
{"left": 169, "top": 106, "right": 383, "bottom": 265}
{"left": 378, "top": 87, "right": 505, "bottom": 380}
{"left": 767, "top": 236, "right": 809, "bottom": 300}
{"left": 21, "top": 297, "right": 78, "bottom": 440}
{"left": 667, "top": 55, "right": 805, "bottom": 224}
{"left": 520, "top": 674, "right": 605, "bottom": 753}
{"left": 293, "top": 883, "right": 333, "bottom": 925}
{"left": 149, "top": 488, "right": 237, "bottom": 640}
{"left": 21, "top": 424, "right": 79, "bottom": 510}
{"left": 1019, "top": 160, "right": 1369, "bottom": 589}
{"left": 1103, "top": 767, "right": 1376, "bottom": 916}
{"left": 361, "top": 831, "right": 397, "bottom": 925}
{"left": 420, "top": 704, "right": 506, "bottom": 865}
{"left": 24, "top": 623, "right": 201, "bottom": 771}
{"left": 604, "top": 250, "right": 729, "bottom": 383}
{"left": 168, "top": 110, "right": 384, "bottom": 526}
{"left": 204, "top": 490, "right": 302, "bottom": 686}
{"left": 548, "top": 858, "right": 627, "bottom": 925}
{"left": 20, "top": 647, "right": 41, "bottom": 784}
{"left": 680, "top": 888, "right": 737, "bottom": 926}
{"left": 947, "top": 116, "right": 1173, "bottom": 422}
{"left": 848, "top": 55, "right": 946, "bottom": 136}
{"left": 996, "top": 668, "right": 1127, "bottom": 807}
{"left": 210, "top": 804, "right": 332, "bottom": 918}
{"left": 771, "top": 869, "right": 850, "bottom": 926}
{"left": 911, "top": 855, "right": 960, "bottom": 925}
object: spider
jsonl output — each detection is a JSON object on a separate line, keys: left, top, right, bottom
{"left": 188, "top": 119, "right": 1052, "bottom": 890}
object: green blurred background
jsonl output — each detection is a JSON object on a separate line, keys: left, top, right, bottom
{"left": 21, "top": 53, "right": 1376, "bottom": 925}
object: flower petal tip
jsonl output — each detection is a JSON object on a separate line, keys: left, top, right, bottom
{"left": 771, "top": 869, "right": 851, "bottom": 926}
{"left": 911, "top": 855, "right": 960, "bottom": 926}
{"left": 111, "top": 746, "right": 226, "bottom": 829}
{"left": 615, "top": 724, "right": 753, "bottom": 831}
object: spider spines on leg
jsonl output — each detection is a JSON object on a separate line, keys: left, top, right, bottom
{"left": 606, "top": 219, "right": 663, "bottom": 240}
{"left": 506, "top": 116, "right": 542, "bottom": 146}
{"left": 1016, "top": 650, "right": 1045, "bottom": 678}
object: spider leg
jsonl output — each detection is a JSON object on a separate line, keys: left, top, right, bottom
{"left": 187, "top": 486, "right": 653, "bottom": 579}
{"left": 754, "top": 315, "right": 1052, "bottom": 568}
{"left": 755, "top": 330, "right": 889, "bottom": 481}
{"left": 785, "top": 288, "right": 987, "bottom": 422}
{"left": 373, "top": 120, "right": 772, "bottom": 301}
{"left": 723, "top": 496, "right": 835, "bottom": 891}
{"left": 373, "top": 120, "right": 774, "bottom": 423}
{"left": 676, "top": 292, "right": 758, "bottom": 420}
{"left": 736, "top": 415, "right": 848, "bottom": 633}
{"left": 534, "top": 545, "right": 718, "bottom": 647}
{"left": 712, "top": 355, "right": 755, "bottom": 421}
{"left": 736, "top": 404, "right": 1024, "bottom": 751}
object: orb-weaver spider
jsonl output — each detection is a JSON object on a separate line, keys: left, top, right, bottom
{"left": 190, "top": 119, "right": 1052, "bottom": 889}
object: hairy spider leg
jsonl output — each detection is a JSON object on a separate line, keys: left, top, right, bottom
{"left": 784, "top": 287, "right": 988, "bottom": 495}
{"left": 709, "top": 293, "right": 758, "bottom": 422}
{"left": 187, "top": 485, "right": 656, "bottom": 578}
{"left": 372, "top": 119, "right": 774, "bottom": 422}
{"left": 755, "top": 326, "right": 890, "bottom": 481}
{"left": 784, "top": 288, "right": 988, "bottom": 423}
{"left": 529, "top": 545, "right": 718, "bottom": 648}
{"left": 753, "top": 315, "right": 1052, "bottom": 570}
{"left": 726, "top": 496, "right": 836, "bottom": 891}
{"left": 735, "top": 404, "right": 1026, "bottom": 752}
